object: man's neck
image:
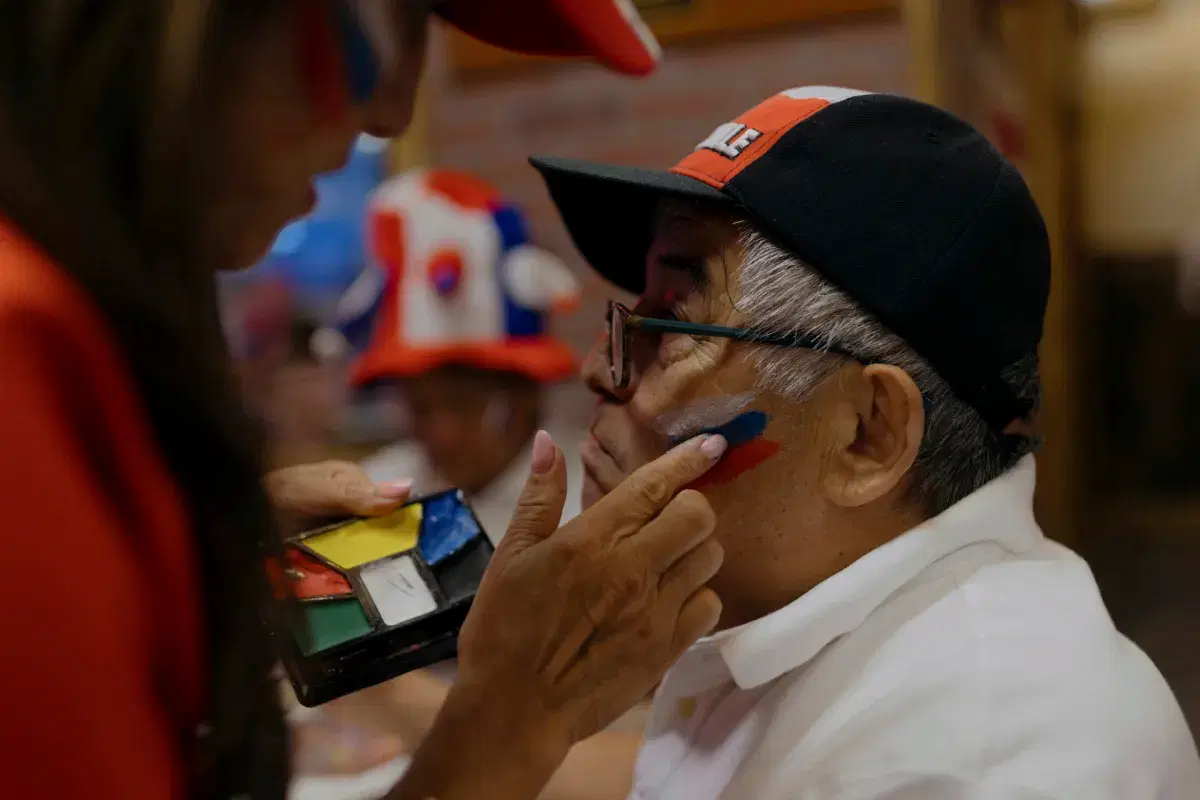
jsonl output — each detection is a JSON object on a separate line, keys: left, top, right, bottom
{"left": 713, "top": 496, "right": 927, "bottom": 630}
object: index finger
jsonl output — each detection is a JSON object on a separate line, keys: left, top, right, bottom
{"left": 266, "top": 461, "right": 411, "bottom": 519}
{"left": 595, "top": 434, "right": 728, "bottom": 527}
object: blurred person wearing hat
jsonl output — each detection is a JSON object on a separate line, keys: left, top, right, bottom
{"left": 0, "top": 4, "right": 730, "bottom": 800}
{"left": 330, "top": 167, "right": 587, "bottom": 539}
{"left": 304, "top": 167, "right": 646, "bottom": 800}
{"left": 534, "top": 86, "right": 1200, "bottom": 798}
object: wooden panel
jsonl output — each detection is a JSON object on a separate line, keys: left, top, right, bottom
{"left": 446, "top": 0, "right": 897, "bottom": 76}
{"left": 1103, "top": 494, "right": 1200, "bottom": 542}
{"left": 1010, "top": 1, "right": 1084, "bottom": 549}
{"left": 1077, "top": 0, "right": 1160, "bottom": 21}
{"left": 906, "top": 0, "right": 1084, "bottom": 546}
{"left": 388, "top": 83, "right": 429, "bottom": 174}
{"left": 900, "top": 0, "right": 941, "bottom": 101}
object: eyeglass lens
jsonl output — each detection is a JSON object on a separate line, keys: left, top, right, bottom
{"left": 608, "top": 304, "right": 626, "bottom": 388}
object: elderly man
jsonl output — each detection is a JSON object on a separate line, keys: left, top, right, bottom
{"left": 533, "top": 87, "right": 1200, "bottom": 798}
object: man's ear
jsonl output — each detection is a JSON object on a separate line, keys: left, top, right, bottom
{"left": 820, "top": 364, "right": 924, "bottom": 508}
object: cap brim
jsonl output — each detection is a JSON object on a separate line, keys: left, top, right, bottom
{"left": 352, "top": 339, "right": 579, "bottom": 387}
{"left": 531, "top": 156, "right": 732, "bottom": 295}
{"left": 439, "top": 0, "right": 661, "bottom": 76}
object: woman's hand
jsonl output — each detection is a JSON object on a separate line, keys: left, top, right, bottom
{"left": 394, "top": 430, "right": 727, "bottom": 800}
{"left": 264, "top": 460, "right": 411, "bottom": 528}
{"left": 459, "top": 430, "right": 727, "bottom": 743}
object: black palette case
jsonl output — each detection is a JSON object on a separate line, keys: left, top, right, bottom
{"left": 266, "top": 489, "right": 493, "bottom": 706}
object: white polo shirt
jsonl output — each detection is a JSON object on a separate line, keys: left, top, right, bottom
{"left": 630, "top": 457, "right": 1200, "bottom": 799}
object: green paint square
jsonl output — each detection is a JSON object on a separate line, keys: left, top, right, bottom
{"left": 303, "top": 598, "right": 374, "bottom": 654}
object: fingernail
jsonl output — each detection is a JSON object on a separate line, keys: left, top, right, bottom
{"left": 699, "top": 434, "right": 728, "bottom": 460}
{"left": 375, "top": 480, "right": 412, "bottom": 499}
{"left": 531, "top": 430, "right": 555, "bottom": 474}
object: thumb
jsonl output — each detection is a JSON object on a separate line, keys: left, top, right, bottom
{"left": 267, "top": 461, "right": 411, "bottom": 519}
{"left": 345, "top": 479, "right": 412, "bottom": 516}
{"left": 320, "top": 463, "right": 409, "bottom": 517}
{"left": 501, "top": 430, "right": 567, "bottom": 553}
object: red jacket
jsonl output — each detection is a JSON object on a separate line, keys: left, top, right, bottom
{"left": 0, "top": 219, "right": 203, "bottom": 797}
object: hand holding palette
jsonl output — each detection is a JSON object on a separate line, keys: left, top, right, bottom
{"left": 266, "top": 489, "right": 493, "bottom": 706}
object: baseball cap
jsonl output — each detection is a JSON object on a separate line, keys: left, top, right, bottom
{"left": 439, "top": 0, "right": 661, "bottom": 76}
{"left": 530, "top": 86, "right": 1051, "bottom": 432}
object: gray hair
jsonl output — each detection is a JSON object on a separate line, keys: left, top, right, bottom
{"left": 734, "top": 226, "right": 1040, "bottom": 515}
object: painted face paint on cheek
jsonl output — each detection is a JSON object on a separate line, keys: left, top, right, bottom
{"left": 687, "top": 436, "right": 782, "bottom": 490}
{"left": 684, "top": 410, "right": 781, "bottom": 489}
{"left": 657, "top": 393, "right": 757, "bottom": 443}
{"left": 656, "top": 395, "right": 782, "bottom": 490}
{"left": 691, "top": 410, "right": 769, "bottom": 450}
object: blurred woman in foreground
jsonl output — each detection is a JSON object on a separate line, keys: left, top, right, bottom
{"left": 0, "top": 3, "right": 724, "bottom": 798}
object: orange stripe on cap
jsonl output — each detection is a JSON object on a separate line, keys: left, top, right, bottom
{"left": 671, "top": 86, "right": 871, "bottom": 190}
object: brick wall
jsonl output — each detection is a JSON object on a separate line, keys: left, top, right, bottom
{"left": 424, "top": 12, "right": 911, "bottom": 424}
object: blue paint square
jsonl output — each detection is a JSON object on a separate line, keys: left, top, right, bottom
{"left": 418, "top": 492, "right": 483, "bottom": 566}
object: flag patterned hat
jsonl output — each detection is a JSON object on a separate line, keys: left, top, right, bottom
{"left": 334, "top": 168, "right": 581, "bottom": 387}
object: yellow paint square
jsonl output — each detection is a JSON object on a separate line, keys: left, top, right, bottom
{"left": 303, "top": 505, "right": 423, "bottom": 570}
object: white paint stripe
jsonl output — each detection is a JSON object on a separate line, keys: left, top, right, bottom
{"left": 780, "top": 86, "right": 874, "bottom": 103}
{"left": 654, "top": 393, "right": 758, "bottom": 441}
{"left": 613, "top": 0, "right": 663, "bottom": 61}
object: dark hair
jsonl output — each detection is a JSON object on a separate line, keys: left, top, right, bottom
{"left": 0, "top": 3, "right": 289, "bottom": 798}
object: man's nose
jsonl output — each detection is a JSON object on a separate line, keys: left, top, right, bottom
{"left": 581, "top": 333, "right": 637, "bottom": 404}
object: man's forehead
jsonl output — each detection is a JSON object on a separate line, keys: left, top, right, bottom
{"left": 650, "top": 197, "right": 736, "bottom": 253}
{"left": 654, "top": 197, "right": 720, "bottom": 230}
{"left": 643, "top": 208, "right": 745, "bottom": 306}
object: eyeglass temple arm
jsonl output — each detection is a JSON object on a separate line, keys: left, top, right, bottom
{"left": 632, "top": 316, "right": 859, "bottom": 361}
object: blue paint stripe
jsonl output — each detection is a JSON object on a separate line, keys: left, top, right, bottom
{"left": 670, "top": 410, "right": 769, "bottom": 449}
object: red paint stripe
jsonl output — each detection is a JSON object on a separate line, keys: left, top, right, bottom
{"left": 686, "top": 439, "right": 781, "bottom": 491}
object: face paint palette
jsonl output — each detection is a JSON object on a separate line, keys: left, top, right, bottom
{"left": 266, "top": 489, "right": 493, "bottom": 706}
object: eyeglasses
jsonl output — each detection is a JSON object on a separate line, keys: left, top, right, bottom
{"left": 606, "top": 301, "right": 860, "bottom": 390}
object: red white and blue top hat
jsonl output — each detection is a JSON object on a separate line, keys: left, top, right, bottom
{"left": 331, "top": 168, "right": 580, "bottom": 387}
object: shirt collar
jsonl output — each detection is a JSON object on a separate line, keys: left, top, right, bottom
{"left": 692, "top": 455, "right": 1043, "bottom": 691}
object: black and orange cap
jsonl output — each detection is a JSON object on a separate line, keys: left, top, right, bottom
{"left": 439, "top": 0, "right": 661, "bottom": 76}
{"left": 531, "top": 87, "right": 1051, "bottom": 432}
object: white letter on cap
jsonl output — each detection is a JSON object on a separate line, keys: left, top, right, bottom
{"left": 695, "top": 122, "right": 762, "bottom": 159}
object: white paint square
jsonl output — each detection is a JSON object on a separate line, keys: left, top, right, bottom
{"left": 361, "top": 554, "right": 438, "bottom": 627}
